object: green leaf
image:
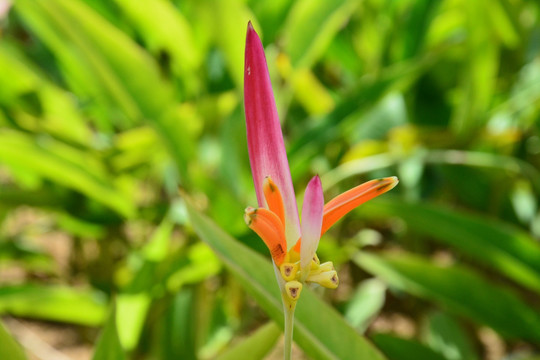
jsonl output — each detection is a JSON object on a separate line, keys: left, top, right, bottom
{"left": 116, "top": 219, "right": 175, "bottom": 350}
{"left": 451, "top": 0, "right": 499, "bottom": 134}
{"left": 288, "top": 55, "right": 434, "bottom": 173}
{"left": 358, "top": 199, "right": 540, "bottom": 292}
{"left": 425, "top": 312, "right": 479, "bottom": 360}
{"left": 0, "top": 129, "right": 135, "bottom": 217}
{"left": 210, "top": 0, "right": 256, "bottom": 89}
{"left": 115, "top": 294, "right": 150, "bottom": 351}
{"left": 186, "top": 201, "right": 386, "bottom": 360}
{"left": 14, "top": 0, "right": 172, "bottom": 125}
{"left": 400, "top": 0, "right": 442, "bottom": 60}
{"left": 0, "top": 285, "right": 107, "bottom": 326}
{"left": 159, "top": 290, "right": 198, "bottom": 360}
{"left": 283, "top": 0, "right": 359, "bottom": 68}
{"left": 115, "top": 0, "right": 201, "bottom": 93}
{"left": 0, "top": 43, "right": 91, "bottom": 145}
{"left": 166, "top": 242, "right": 222, "bottom": 292}
{"left": 346, "top": 93, "right": 408, "bottom": 145}
{"left": 372, "top": 334, "right": 448, "bottom": 360}
{"left": 0, "top": 320, "right": 27, "bottom": 360}
{"left": 511, "top": 356, "right": 540, "bottom": 360}
{"left": 14, "top": 0, "right": 191, "bottom": 182}
{"left": 355, "top": 251, "right": 540, "bottom": 342}
{"left": 215, "top": 322, "right": 280, "bottom": 360}
{"left": 92, "top": 309, "right": 126, "bottom": 360}
{"left": 344, "top": 279, "right": 386, "bottom": 333}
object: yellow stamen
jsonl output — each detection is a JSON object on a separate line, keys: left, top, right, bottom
{"left": 312, "top": 261, "right": 334, "bottom": 274}
{"left": 307, "top": 270, "right": 339, "bottom": 289}
{"left": 280, "top": 263, "right": 299, "bottom": 282}
{"left": 310, "top": 253, "right": 320, "bottom": 270}
{"left": 285, "top": 281, "right": 302, "bottom": 301}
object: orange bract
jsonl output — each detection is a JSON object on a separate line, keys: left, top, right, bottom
{"left": 263, "top": 176, "right": 286, "bottom": 227}
{"left": 321, "top": 177, "right": 398, "bottom": 235}
{"left": 292, "top": 177, "right": 398, "bottom": 252}
{"left": 244, "top": 207, "right": 287, "bottom": 265}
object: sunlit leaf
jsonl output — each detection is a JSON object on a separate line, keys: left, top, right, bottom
{"left": 0, "top": 285, "right": 107, "bottom": 326}
{"left": 14, "top": 0, "right": 173, "bottom": 125}
{"left": 92, "top": 309, "right": 126, "bottom": 360}
{"left": 0, "top": 43, "right": 91, "bottom": 144}
{"left": 210, "top": 0, "right": 256, "bottom": 89}
{"left": 215, "top": 322, "right": 280, "bottom": 360}
{"left": 288, "top": 55, "right": 434, "bottom": 176}
{"left": 283, "top": 0, "right": 359, "bottom": 69}
{"left": 451, "top": 0, "right": 499, "bottom": 134}
{"left": 0, "top": 320, "right": 27, "bottom": 360}
{"left": 14, "top": 0, "right": 192, "bottom": 181}
{"left": 115, "top": 0, "right": 201, "bottom": 94}
{"left": 115, "top": 294, "right": 150, "bottom": 351}
{"left": 0, "top": 129, "right": 135, "bottom": 217}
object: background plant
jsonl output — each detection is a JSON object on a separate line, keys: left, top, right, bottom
{"left": 0, "top": 0, "right": 539, "bottom": 359}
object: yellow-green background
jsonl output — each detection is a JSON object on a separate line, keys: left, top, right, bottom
{"left": 0, "top": 0, "right": 540, "bottom": 359}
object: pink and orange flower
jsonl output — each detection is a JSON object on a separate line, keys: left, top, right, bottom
{"left": 243, "top": 22, "right": 398, "bottom": 303}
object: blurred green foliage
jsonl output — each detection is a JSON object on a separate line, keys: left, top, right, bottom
{"left": 0, "top": 0, "right": 539, "bottom": 359}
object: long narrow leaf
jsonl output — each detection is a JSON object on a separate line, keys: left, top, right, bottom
{"left": 215, "top": 322, "right": 280, "bottom": 360}
{"left": 0, "top": 320, "right": 27, "bottom": 360}
{"left": 14, "top": 0, "right": 191, "bottom": 181}
{"left": 358, "top": 199, "right": 540, "bottom": 292}
{"left": 0, "top": 130, "right": 135, "bottom": 217}
{"left": 372, "top": 334, "right": 448, "bottom": 360}
{"left": 356, "top": 251, "right": 540, "bottom": 342}
{"left": 92, "top": 310, "right": 126, "bottom": 360}
{"left": 0, "top": 130, "right": 135, "bottom": 216}
{"left": 0, "top": 285, "right": 107, "bottom": 326}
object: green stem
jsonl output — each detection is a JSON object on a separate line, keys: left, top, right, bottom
{"left": 283, "top": 299, "right": 296, "bottom": 360}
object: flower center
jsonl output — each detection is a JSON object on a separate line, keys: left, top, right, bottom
{"left": 244, "top": 177, "right": 339, "bottom": 302}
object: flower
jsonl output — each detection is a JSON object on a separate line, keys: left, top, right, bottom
{"left": 243, "top": 22, "right": 398, "bottom": 302}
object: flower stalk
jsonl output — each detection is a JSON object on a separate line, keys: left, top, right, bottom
{"left": 283, "top": 298, "right": 296, "bottom": 360}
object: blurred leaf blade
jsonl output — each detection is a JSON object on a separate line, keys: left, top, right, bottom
{"left": 426, "top": 312, "right": 480, "bottom": 360}
{"left": 358, "top": 199, "right": 540, "bottom": 293}
{"left": 215, "top": 322, "right": 280, "bottom": 360}
{"left": 355, "top": 251, "right": 540, "bottom": 342}
{"left": 372, "top": 333, "right": 448, "bottom": 360}
{"left": 15, "top": 0, "right": 173, "bottom": 123}
{"left": 115, "top": 0, "right": 201, "bottom": 92}
{"left": 0, "top": 320, "right": 27, "bottom": 360}
{"left": 0, "top": 285, "right": 107, "bottom": 326}
{"left": 284, "top": 0, "right": 359, "bottom": 68}
{"left": 14, "top": 0, "right": 191, "bottom": 181}
{"left": 92, "top": 309, "right": 127, "bottom": 360}
{"left": 344, "top": 279, "right": 387, "bottom": 333}
{"left": 0, "top": 129, "right": 135, "bottom": 217}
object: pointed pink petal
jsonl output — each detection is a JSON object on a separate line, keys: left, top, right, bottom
{"left": 0, "top": 0, "right": 11, "bottom": 19}
{"left": 300, "top": 176, "right": 324, "bottom": 278}
{"left": 244, "top": 22, "right": 300, "bottom": 246}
